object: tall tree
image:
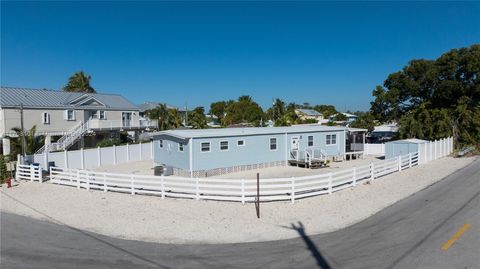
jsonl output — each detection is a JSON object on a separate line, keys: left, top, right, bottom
{"left": 223, "top": 96, "right": 264, "bottom": 126}
{"left": 9, "top": 126, "right": 44, "bottom": 155}
{"left": 148, "top": 104, "right": 170, "bottom": 130}
{"left": 63, "top": 71, "right": 96, "bottom": 93}
{"left": 370, "top": 44, "right": 480, "bottom": 147}
{"left": 189, "top": 107, "right": 208, "bottom": 129}
{"left": 209, "top": 101, "right": 227, "bottom": 125}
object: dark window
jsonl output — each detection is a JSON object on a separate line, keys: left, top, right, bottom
{"left": 270, "top": 138, "right": 277, "bottom": 150}
{"left": 201, "top": 142, "right": 210, "bottom": 152}
{"left": 308, "top": 136, "right": 314, "bottom": 147}
{"left": 220, "top": 141, "right": 229, "bottom": 151}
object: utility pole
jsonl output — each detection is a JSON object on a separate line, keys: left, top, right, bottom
{"left": 20, "top": 103, "right": 26, "bottom": 156}
{"left": 184, "top": 102, "right": 188, "bottom": 127}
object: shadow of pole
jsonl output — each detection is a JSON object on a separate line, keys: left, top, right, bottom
{"left": 289, "top": 221, "right": 332, "bottom": 269}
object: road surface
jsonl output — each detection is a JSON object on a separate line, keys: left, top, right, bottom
{"left": 1, "top": 158, "right": 479, "bottom": 269}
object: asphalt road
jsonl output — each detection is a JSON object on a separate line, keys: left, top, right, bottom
{"left": 1, "top": 158, "right": 479, "bottom": 269}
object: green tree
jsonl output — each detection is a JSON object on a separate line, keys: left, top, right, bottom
{"left": 223, "top": 96, "right": 264, "bottom": 126}
{"left": 209, "top": 101, "right": 228, "bottom": 126}
{"left": 9, "top": 125, "right": 44, "bottom": 155}
{"left": 313, "top": 105, "right": 337, "bottom": 118}
{"left": 189, "top": 107, "right": 208, "bottom": 129}
{"left": 168, "top": 108, "right": 183, "bottom": 129}
{"left": 63, "top": 71, "right": 96, "bottom": 93}
{"left": 0, "top": 156, "right": 8, "bottom": 184}
{"left": 147, "top": 104, "right": 170, "bottom": 130}
{"left": 370, "top": 44, "right": 480, "bottom": 148}
{"left": 350, "top": 112, "right": 376, "bottom": 132}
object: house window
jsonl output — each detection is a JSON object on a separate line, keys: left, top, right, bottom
{"left": 178, "top": 142, "right": 184, "bottom": 152}
{"left": 99, "top": 111, "right": 106, "bottom": 120}
{"left": 237, "top": 140, "right": 245, "bottom": 147}
{"left": 42, "top": 112, "right": 50, "bottom": 124}
{"left": 220, "top": 141, "right": 229, "bottom": 151}
{"left": 66, "top": 110, "right": 75, "bottom": 121}
{"left": 201, "top": 142, "right": 210, "bottom": 152}
{"left": 308, "top": 136, "right": 314, "bottom": 147}
{"left": 270, "top": 138, "right": 277, "bottom": 150}
{"left": 326, "top": 134, "right": 337, "bottom": 145}
{"left": 159, "top": 140, "right": 163, "bottom": 148}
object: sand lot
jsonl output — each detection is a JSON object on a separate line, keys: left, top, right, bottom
{"left": 1, "top": 156, "right": 476, "bottom": 244}
{"left": 91, "top": 155, "right": 380, "bottom": 179}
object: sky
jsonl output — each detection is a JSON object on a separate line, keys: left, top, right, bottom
{"left": 1, "top": 1, "right": 479, "bottom": 112}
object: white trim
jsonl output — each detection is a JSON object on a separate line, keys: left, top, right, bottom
{"left": 200, "top": 142, "right": 211, "bottom": 153}
{"left": 326, "top": 134, "right": 337, "bottom": 146}
{"left": 65, "top": 109, "right": 75, "bottom": 121}
{"left": 307, "top": 135, "right": 314, "bottom": 147}
{"left": 189, "top": 138, "right": 193, "bottom": 177}
{"left": 219, "top": 140, "right": 229, "bottom": 151}
{"left": 42, "top": 112, "right": 50, "bottom": 124}
{"left": 269, "top": 137, "right": 278, "bottom": 151}
{"left": 237, "top": 139, "right": 246, "bottom": 147}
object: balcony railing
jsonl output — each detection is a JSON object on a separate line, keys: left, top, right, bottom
{"left": 88, "top": 119, "right": 157, "bottom": 130}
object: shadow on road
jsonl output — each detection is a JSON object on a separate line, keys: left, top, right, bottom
{"left": 289, "top": 221, "right": 332, "bottom": 269}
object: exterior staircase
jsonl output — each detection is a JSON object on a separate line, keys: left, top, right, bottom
{"left": 35, "top": 121, "right": 90, "bottom": 154}
{"left": 289, "top": 147, "right": 328, "bottom": 168}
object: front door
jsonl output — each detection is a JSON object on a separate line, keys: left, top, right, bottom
{"left": 291, "top": 136, "right": 300, "bottom": 150}
{"left": 122, "top": 112, "right": 132, "bottom": 128}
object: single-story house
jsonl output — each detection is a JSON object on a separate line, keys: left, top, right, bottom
{"left": 152, "top": 125, "right": 356, "bottom": 177}
{"left": 367, "top": 122, "right": 398, "bottom": 143}
{"left": 329, "top": 112, "right": 358, "bottom": 124}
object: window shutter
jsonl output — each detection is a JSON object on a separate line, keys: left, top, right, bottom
{"left": 72, "top": 110, "right": 76, "bottom": 120}
{"left": 104, "top": 111, "right": 107, "bottom": 120}
{"left": 47, "top": 113, "right": 51, "bottom": 124}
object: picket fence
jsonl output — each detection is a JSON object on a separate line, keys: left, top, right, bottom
{"left": 15, "top": 164, "right": 42, "bottom": 182}
{"left": 50, "top": 152, "right": 421, "bottom": 203}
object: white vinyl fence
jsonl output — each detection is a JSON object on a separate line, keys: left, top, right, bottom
{"left": 364, "top": 143, "right": 385, "bottom": 155}
{"left": 50, "top": 152, "right": 422, "bottom": 203}
{"left": 32, "top": 142, "right": 153, "bottom": 171}
{"left": 15, "top": 164, "right": 42, "bottom": 182}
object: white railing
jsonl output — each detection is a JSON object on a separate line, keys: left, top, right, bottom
{"left": 15, "top": 164, "right": 42, "bottom": 182}
{"left": 35, "top": 121, "right": 89, "bottom": 154}
{"left": 88, "top": 119, "right": 156, "bottom": 130}
{"left": 50, "top": 152, "right": 421, "bottom": 203}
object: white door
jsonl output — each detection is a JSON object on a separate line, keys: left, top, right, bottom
{"left": 291, "top": 136, "right": 300, "bottom": 150}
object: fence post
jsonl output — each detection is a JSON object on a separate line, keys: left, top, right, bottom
{"left": 352, "top": 167, "right": 357, "bottom": 186}
{"left": 161, "top": 175, "right": 165, "bottom": 199}
{"left": 291, "top": 177, "right": 295, "bottom": 203}
{"left": 409, "top": 153, "right": 412, "bottom": 168}
{"left": 80, "top": 148, "right": 85, "bottom": 169}
{"left": 103, "top": 174, "right": 107, "bottom": 192}
{"left": 127, "top": 143, "right": 130, "bottom": 162}
{"left": 113, "top": 145, "right": 117, "bottom": 165}
{"left": 370, "top": 162, "right": 375, "bottom": 181}
{"left": 77, "top": 170, "right": 80, "bottom": 189}
{"left": 30, "top": 165, "right": 34, "bottom": 182}
{"left": 196, "top": 177, "right": 200, "bottom": 200}
{"left": 130, "top": 175, "right": 135, "bottom": 195}
{"left": 241, "top": 178, "right": 245, "bottom": 204}
{"left": 44, "top": 151, "right": 48, "bottom": 172}
{"left": 64, "top": 150, "right": 69, "bottom": 168}
{"left": 328, "top": 173, "right": 333, "bottom": 194}
{"left": 97, "top": 147, "right": 101, "bottom": 167}
{"left": 86, "top": 171, "right": 90, "bottom": 190}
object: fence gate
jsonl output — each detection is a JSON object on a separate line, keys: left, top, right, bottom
{"left": 15, "top": 164, "right": 42, "bottom": 182}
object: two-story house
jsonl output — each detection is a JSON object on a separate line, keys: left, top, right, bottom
{"left": 0, "top": 87, "right": 155, "bottom": 155}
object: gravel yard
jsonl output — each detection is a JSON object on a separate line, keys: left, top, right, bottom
{"left": 1, "top": 156, "right": 475, "bottom": 244}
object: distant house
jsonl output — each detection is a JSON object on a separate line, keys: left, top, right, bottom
{"left": 329, "top": 112, "right": 358, "bottom": 124}
{"left": 295, "top": 109, "right": 324, "bottom": 122}
{"left": 152, "top": 125, "right": 358, "bottom": 177}
{"left": 0, "top": 87, "right": 155, "bottom": 154}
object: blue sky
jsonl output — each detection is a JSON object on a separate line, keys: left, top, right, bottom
{"left": 1, "top": 2, "right": 479, "bottom": 111}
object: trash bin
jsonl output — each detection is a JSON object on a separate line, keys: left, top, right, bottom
{"left": 154, "top": 166, "right": 164, "bottom": 176}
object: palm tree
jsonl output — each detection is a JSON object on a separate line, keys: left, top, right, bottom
{"left": 168, "top": 109, "right": 182, "bottom": 129}
{"left": 9, "top": 125, "right": 44, "bottom": 155}
{"left": 63, "top": 71, "right": 96, "bottom": 93}
{"left": 148, "top": 104, "right": 170, "bottom": 130}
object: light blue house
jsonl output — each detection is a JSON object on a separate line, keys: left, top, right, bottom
{"left": 152, "top": 125, "right": 359, "bottom": 177}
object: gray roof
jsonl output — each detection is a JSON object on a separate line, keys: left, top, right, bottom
{"left": 296, "top": 109, "right": 323, "bottom": 116}
{"left": 0, "top": 87, "right": 139, "bottom": 110}
{"left": 153, "top": 125, "right": 348, "bottom": 140}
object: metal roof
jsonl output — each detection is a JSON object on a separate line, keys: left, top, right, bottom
{"left": 0, "top": 87, "right": 139, "bottom": 110}
{"left": 153, "top": 125, "right": 348, "bottom": 140}
{"left": 295, "top": 109, "right": 323, "bottom": 116}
